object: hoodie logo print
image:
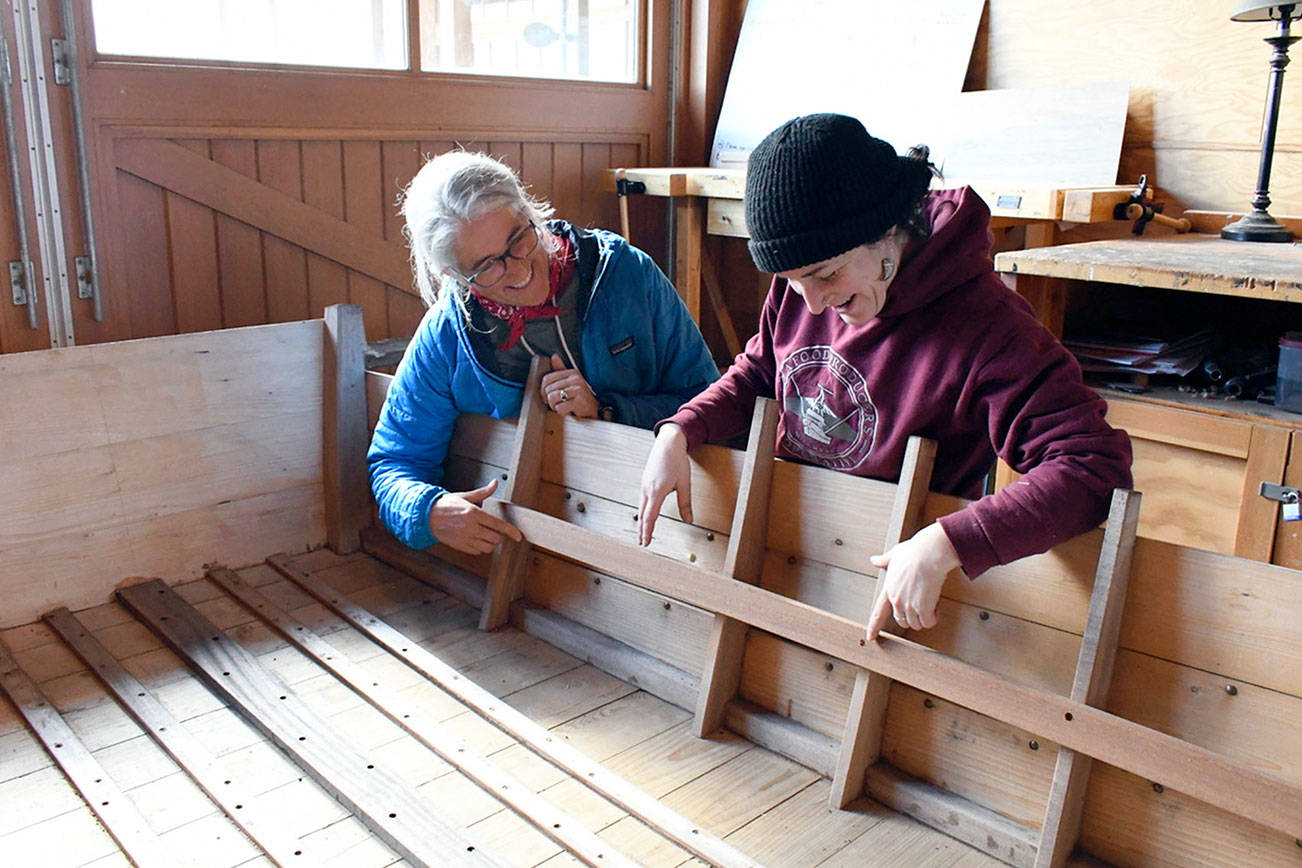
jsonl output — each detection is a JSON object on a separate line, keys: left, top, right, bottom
{"left": 778, "top": 346, "right": 876, "bottom": 470}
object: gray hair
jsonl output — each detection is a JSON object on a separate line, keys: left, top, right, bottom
{"left": 400, "top": 150, "right": 556, "bottom": 308}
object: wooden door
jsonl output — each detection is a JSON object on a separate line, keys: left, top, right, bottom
{"left": 0, "top": 0, "right": 98, "bottom": 352}
{"left": 51, "top": 0, "right": 671, "bottom": 347}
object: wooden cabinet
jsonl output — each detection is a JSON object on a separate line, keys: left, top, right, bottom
{"left": 995, "top": 236, "right": 1302, "bottom": 567}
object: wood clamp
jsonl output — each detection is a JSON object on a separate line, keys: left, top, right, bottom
{"left": 1114, "top": 174, "right": 1192, "bottom": 234}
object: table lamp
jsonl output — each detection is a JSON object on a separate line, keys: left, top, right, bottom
{"left": 1222, "top": 1, "right": 1300, "bottom": 242}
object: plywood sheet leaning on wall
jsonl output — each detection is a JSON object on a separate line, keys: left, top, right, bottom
{"left": 0, "top": 320, "right": 328, "bottom": 627}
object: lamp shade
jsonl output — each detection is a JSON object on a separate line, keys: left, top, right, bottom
{"left": 1232, "top": 1, "right": 1300, "bottom": 21}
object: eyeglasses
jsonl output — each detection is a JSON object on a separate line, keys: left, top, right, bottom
{"left": 459, "top": 222, "right": 541, "bottom": 289}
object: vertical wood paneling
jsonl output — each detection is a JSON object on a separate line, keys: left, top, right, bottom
{"left": 551, "top": 143, "right": 584, "bottom": 227}
{"left": 381, "top": 140, "right": 420, "bottom": 246}
{"left": 89, "top": 134, "right": 636, "bottom": 349}
{"left": 490, "top": 141, "right": 524, "bottom": 175}
{"left": 381, "top": 140, "right": 424, "bottom": 337}
{"left": 609, "top": 141, "right": 642, "bottom": 243}
{"left": 167, "top": 139, "right": 223, "bottom": 334}
{"left": 342, "top": 141, "right": 388, "bottom": 339}
{"left": 301, "top": 140, "right": 351, "bottom": 318}
{"left": 581, "top": 142, "right": 615, "bottom": 232}
{"left": 257, "top": 140, "right": 310, "bottom": 323}
{"left": 115, "top": 171, "right": 175, "bottom": 338}
{"left": 211, "top": 140, "right": 266, "bottom": 327}
{"left": 520, "top": 141, "right": 553, "bottom": 208}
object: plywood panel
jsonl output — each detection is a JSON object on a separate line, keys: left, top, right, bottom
{"left": 976, "top": 0, "right": 1302, "bottom": 215}
{"left": 0, "top": 322, "right": 326, "bottom": 628}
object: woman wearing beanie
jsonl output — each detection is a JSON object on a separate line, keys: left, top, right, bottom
{"left": 371, "top": 150, "right": 718, "bottom": 555}
{"left": 638, "top": 113, "right": 1132, "bottom": 641}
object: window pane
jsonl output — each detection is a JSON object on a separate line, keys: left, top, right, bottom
{"left": 91, "top": 0, "right": 407, "bottom": 70}
{"left": 420, "top": 0, "right": 638, "bottom": 83}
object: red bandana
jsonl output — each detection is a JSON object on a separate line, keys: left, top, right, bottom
{"left": 470, "top": 234, "right": 576, "bottom": 350}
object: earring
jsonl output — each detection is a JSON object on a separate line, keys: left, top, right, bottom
{"left": 879, "top": 258, "right": 896, "bottom": 281}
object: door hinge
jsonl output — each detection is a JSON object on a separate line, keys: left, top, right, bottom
{"left": 50, "top": 38, "right": 71, "bottom": 86}
{"left": 9, "top": 259, "right": 39, "bottom": 328}
{"left": 75, "top": 254, "right": 93, "bottom": 299}
{"left": 9, "top": 260, "right": 28, "bottom": 306}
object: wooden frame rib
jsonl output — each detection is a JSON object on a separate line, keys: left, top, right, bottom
{"left": 265, "top": 553, "right": 764, "bottom": 868}
{"left": 830, "top": 435, "right": 937, "bottom": 809}
{"left": 43, "top": 607, "right": 308, "bottom": 866}
{"left": 694, "top": 397, "right": 778, "bottom": 737}
{"left": 116, "top": 580, "right": 510, "bottom": 868}
{"left": 491, "top": 502, "right": 1302, "bottom": 841}
{"left": 324, "top": 304, "right": 370, "bottom": 554}
{"left": 0, "top": 637, "right": 177, "bottom": 866}
{"left": 204, "top": 566, "right": 639, "bottom": 868}
{"left": 1034, "top": 489, "right": 1142, "bottom": 867}
{"left": 480, "top": 355, "right": 549, "bottom": 630}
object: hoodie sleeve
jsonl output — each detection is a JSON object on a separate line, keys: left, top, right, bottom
{"left": 592, "top": 243, "right": 721, "bottom": 430}
{"left": 660, "top": 278, "right": 783, "bottom": 448}
{"left": 936, "top": 315, "right": 1133, "bottom": 578}
{"left": 367, "top": 317, "right": 458, "bottom": 550}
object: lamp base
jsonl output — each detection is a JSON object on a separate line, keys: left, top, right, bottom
{"left": 1221, "top": 209, "right": 1294, "bottom": 242}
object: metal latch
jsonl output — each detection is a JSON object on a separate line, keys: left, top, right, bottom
{"left": 50, "top": 38, "right": 70, "bottom": 85}
{"left": 1260, "top": 482, "right": 1302, "bottom": 521}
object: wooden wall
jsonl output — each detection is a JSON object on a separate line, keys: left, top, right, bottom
{"left": 699, "top": 0, "right": 1302, "bottom": 354}
{"left": 0, "top": 320, "right": 327, "bottom": 627}
{"left": 967, "top": 0, "right": 1302, "bottom": 217}
{"left": 106, "top": 133, "right": 649, "bottom": 345}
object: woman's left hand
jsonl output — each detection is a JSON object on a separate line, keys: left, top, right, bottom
{"left": 540, "top": 353, "right": 598, "bottom": 419}
{"left": 865, "top": 522, "right": 961, "bottom": 642}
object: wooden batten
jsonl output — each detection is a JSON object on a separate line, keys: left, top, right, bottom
{"left": 323, "top": 304, "right": 369, "bottom": 554}
{"left": 694, "top": 398, "right": 779, "bottom": 737}
{"left": 479, "top": 357, "right": 549, "bottom": 630}
{"left": 831, "top": 435, "right": 938, "bottom": 810}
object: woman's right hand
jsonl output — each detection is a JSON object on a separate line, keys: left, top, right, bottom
{"left": 428, "top": 478, "right": 524, "bottom": 555}
{"left": 638, "top": 424, "right": 692, "bottom": 546}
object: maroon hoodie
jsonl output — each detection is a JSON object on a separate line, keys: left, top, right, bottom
{"left": 664, "top": 187, "right": 1133, "bottom": 578}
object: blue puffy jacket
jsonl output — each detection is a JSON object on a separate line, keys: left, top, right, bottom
{"left": 369, "top": 222, "right": 719, "bottom": 550}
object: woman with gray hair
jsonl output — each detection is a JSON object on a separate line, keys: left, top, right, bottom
{"left": 370, "top": 150, "right": 718, "bottom": 555}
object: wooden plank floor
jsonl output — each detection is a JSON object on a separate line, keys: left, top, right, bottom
{"left": 0, "top": 548, "right": 1006, "bottom": 867}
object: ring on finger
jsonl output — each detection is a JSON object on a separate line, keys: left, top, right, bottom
{"left": 559, "top": 388, "right": 571, "bottom": 403}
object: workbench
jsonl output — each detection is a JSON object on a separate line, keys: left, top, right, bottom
{"left": 608, "top": 167, "right": 1141, "bottom": 356}
{"left": 995, "top": 234, "right": 1302, "bottom": 567}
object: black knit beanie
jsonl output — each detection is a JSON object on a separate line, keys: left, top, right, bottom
{"left": 745, "top": 113, "right": 927, "bottom": 274}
